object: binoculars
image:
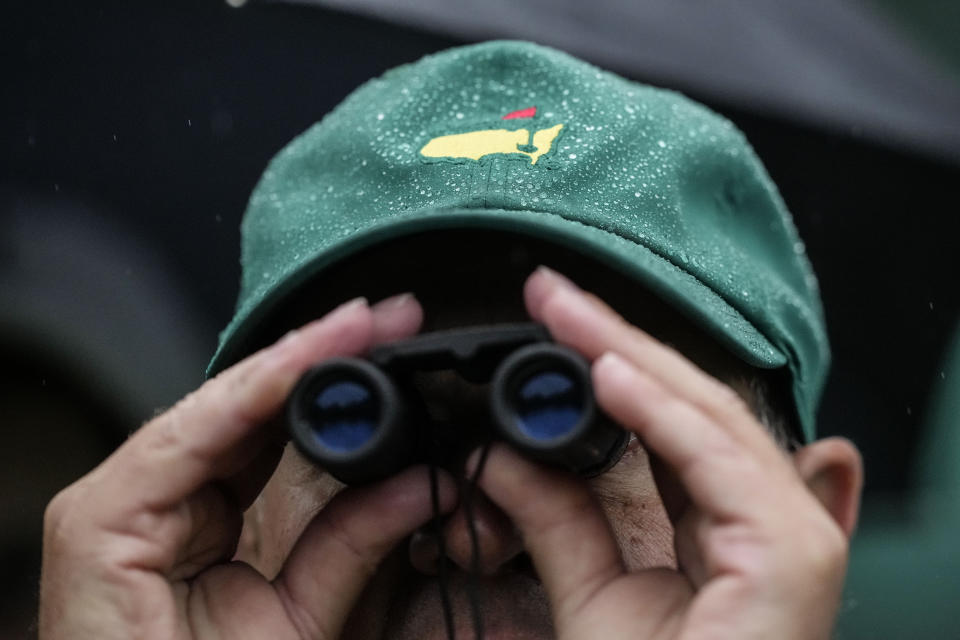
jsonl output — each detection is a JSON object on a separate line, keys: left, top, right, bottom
{"left": 286, "top": 323, "right": 628, "bottom": 485}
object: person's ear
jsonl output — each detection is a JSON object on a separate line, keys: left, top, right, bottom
{"left": 792, "top": 437, "right": 863, "bottom": 538}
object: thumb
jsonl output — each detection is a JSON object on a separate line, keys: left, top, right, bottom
{"left": 272, "top": 466, "right": 457, "bottom": 639}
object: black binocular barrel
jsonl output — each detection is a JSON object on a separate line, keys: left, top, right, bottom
{"left": 286, "top": 358, "right": 415, "bottom": 486}
{"left": 490, "top": 343, "right": 627, "bottom": 477}
{"left": 286, "top": 347, "right": 627, "bottom": 484}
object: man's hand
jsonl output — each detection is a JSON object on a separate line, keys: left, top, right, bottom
{"left": 39, "top": 294, "right": 456, "bottom": 640}
{"left": 471, "top": 267, "right": 861, "bottom": 640}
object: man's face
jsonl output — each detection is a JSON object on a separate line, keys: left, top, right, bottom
{"left": 233, "top": 233, "right": 782, "bottom": 639}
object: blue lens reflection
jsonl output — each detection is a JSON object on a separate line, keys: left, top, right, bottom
{"left": 514, "top": 371, "right": 582, "bottom": 440}
{"left": 309, "top": 381, "right": 378, "bottom": 452}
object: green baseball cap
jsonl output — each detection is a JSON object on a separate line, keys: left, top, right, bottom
{"left": 208, "top": 41, "right": 828, "bottom": 441}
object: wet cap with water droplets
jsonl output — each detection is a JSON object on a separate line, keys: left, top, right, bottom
{"left": 207, "top": 41, "right": 829, "bottom": 441}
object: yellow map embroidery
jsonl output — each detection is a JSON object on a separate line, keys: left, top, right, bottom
{"left": 420, "top": 123, "right": 564, "bottom": 165}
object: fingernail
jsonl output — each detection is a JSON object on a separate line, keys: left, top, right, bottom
{"left": 277, "top": 327, "right": 301, "bottom": 347}
{"left": 596, "top": 351, "right": 633, "bottom": 381}
{"left": 535, "top": 265, "right": 579, "bottom": 291}
{"left": 326, "top": 296, "right": 369, "bottom": 321}
{"left": 372, "top": 292, "right": 415, "bottom": 311}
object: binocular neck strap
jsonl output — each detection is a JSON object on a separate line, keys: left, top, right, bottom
{"left": 427, "top": 435, "right": 492, "bottom": 640}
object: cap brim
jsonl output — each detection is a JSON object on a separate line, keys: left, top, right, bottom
{"left": 208, "top": 207, "right": 787, "bottom": 377}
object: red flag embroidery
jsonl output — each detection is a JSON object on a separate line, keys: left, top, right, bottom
{"left": 502, "top": 106, "right": 537, "bottom": 120}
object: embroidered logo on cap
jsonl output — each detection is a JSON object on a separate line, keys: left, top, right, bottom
{"left": 420, "top": 107, "right": 564, "bottom": 166}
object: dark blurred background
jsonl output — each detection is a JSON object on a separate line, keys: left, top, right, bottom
{"left": 2, "top": 0, "right": 958, "bottom": 637}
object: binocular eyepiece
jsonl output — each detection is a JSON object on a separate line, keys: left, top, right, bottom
{"left": 286, "top": 323, "right": 627, "bottom": 485}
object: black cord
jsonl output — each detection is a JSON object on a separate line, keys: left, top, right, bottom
{"left": 429, "top": 457, "right": 457, "bottom": 640}
{"left": 462, "top": 442, "right": 492, "bottom": 640}
{"left": 428, "top": 418, "right": 493, "bottom": 640}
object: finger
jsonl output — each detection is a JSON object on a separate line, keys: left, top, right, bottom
{"left": 470, "top": 444, "right": 626, "bottom": 624}
{"left": 273, "top": 466, "right": 457, "bottom": 640}
{"left": 593, "top": 351, "right": 792, "bottom": 519}
{"left": 219, "top": 292, "right": 424, "bottom": 510}
{"left": 219, "top": 429, "right": 287, "bottom": 512}
{"left": 92, "top": 297, "right": 374, "bottom": 516}
{"left": 525, "top": 267, "right": 781, "bottom": 460}
{"left": 370, "top": 292, "right": 423, "bottom": 344}
{"left": 166, "top": 483, "right": 245, "bottom": 581}
{"left": 648, "top": 452, "right": 691, "bottom": 528}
